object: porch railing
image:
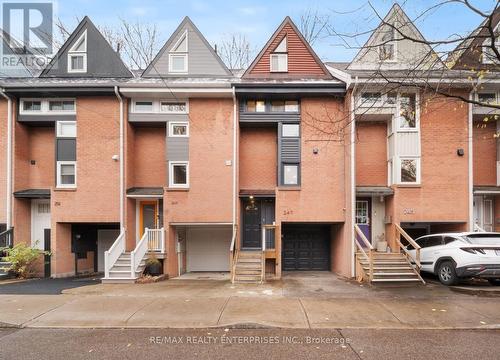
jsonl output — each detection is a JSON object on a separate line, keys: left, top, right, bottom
{"left": 104, "top": 230, "right": 125, "bottom": 279}
{"left": 395, "top": 223, "right": 422, "bottom": 272}
{"left": 261, "top": 224, "right": 276, "bottom": 283}
{"left": 131, "top": 229, "right": 150, "bottom": 278}
{"left": 474, "top": 223, "right": 486, "bottom": 232}
{"left": 354, "top": 224, "right": 374, "bottom": 282}
{"left": 0, "top": 228, "right": 14, "bottom": 249}
{"left": 146, "top": 228, "right": 165, "bottom": 252}
{"left": 230, "top": 226, "right": 238, "bottom": 284}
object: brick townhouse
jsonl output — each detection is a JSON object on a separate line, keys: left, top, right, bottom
{"left": 0, "top": 5, "right": 498, "bottom": 283}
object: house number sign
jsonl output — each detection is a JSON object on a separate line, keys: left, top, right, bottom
{"left": 403, "top": 208, "right": 415, "bottom": 215}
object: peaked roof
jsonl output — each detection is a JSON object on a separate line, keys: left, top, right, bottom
{"left": 40, "top": 16, "right": 132, "bottom": 78}
{"left": 448, "top": 9, "right": 500, "bottom": 70}
{"left": 348, "top": 3, "right": 444, "bottom": 70}
{"left": 242, "top": 16, "right": 333, "bottom": 80}
{"left": 142, "top": 16, "right": 232, "bottom": 77}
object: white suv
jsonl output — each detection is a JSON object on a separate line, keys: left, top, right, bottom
{"left": 408, "top": 232, "right": 500, "bottom": 285}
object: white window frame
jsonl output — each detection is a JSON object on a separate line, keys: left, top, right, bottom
{"left": 56, "top": 161, "right": 77, "bottom": 188}
{"left": 19, "top": 98, "right": 76, "bottom": 115}
{"left": 169, "top": 161, "right": 189, "bottom": 188}
{"left": 168, "top": 121, "right": 189, "bottom": 137}
{"left": 282, "top": 124, "right": 300, "bottom": 137}
{"left": 56, "top": 121, "right": 77, "bottom": 138}
{"left": 397, "top": 157, "right": 420, "bottom": 185}
{"left": 482, "top": 23, "right": 499, "bottom": 64}
{"left": 168, "top": 30, "right": 188, "bottom": 74}
{"left": 476, "top": 91, "right": 498, "bottom": 106}
{"left": 378, "top": 26, "right": 397, "bottom": 63}
{"left": 132, "top": 100, "right": 155, "bottom": 113}
{"left": 395, "top": 92, "right": 419, "bottom": 132}
{"left": 270, "top": 53, "right": 288, "bottom": 72}
{"left": 67, "top": 30, "right": 87, "bottom": 73}
{"left": 160, "top": 100, "right": 189, "bottom": 114}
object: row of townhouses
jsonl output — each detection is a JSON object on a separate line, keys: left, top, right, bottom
{"left": 0, "top": 4, "right": 498, "bottom": 283}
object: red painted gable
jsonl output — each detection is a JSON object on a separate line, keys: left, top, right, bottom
{"left": 243, "top": 19, "right": 332, "bottom": 80}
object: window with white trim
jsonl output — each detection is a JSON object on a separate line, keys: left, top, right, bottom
{"left": 379, "top": 26, "right": 396, "bottom": 61}
{"left": 68, "top": 30, "right": 87, "bottom": 73}
{"left": 399, "top": 157, "right": 419, "bottom": 184}
{"left": 283, "top": 164, "right": 299, "bottom": 185}
{"left": 49, "top": 100, "right": 75, "bottom": 112}
{"left": 169, "top": 161, "right": 189, "bottom": 188}
{"left": 168, "top": 122, "right": 189, "bottom": 137}
{"left": 133, "top": 101, "right": 154, "bottom": 113}
{"left": 20, "top": 99, "right": 76, "bottom": 114}
{"left": 161, "top": 101, "right": 187, "bottom": 113}
{"left": 282, "top": 124, "right": 300, "bottom": 137}
{"left": 57, "top": 121, "right": 77, "bottom": 138}
{"left": 169, "top": 30, "right": 188, "bottom": 73}
{"left": 57, "top": 161, "right": 77, "bottom": 188}
{"left": 22, "top": 100, "right": 42, "bottom": 112}
{"left": 397, "top": 93, "right": 417, "bottom": 130}
{"left": 482, "top": 24, "right": 499, "bottom": 64}
{"left": 270, "top": 36, "right": 288, "bottom": 72}
{"left": 477, "top": 92, "right": 497, "bottom": 106}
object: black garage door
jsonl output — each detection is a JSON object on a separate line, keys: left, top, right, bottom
{"left": 282, "top": 224, "right": 330, "bottom": 271}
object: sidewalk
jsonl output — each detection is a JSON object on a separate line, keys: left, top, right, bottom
{"left": 0, "top": 272, "right": 499, "bottom": 329}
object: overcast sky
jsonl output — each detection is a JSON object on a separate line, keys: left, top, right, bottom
{"left": 56, "top": 0, "right": 498, "bottom": 62}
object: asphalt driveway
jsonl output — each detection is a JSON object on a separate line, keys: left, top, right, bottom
{"left": 0, "top": 276, "right": 101, "bottom": 295}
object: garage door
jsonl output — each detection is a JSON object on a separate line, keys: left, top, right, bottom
{"left": 186, "top": 227, "right": 231, "bottom": 272}
{"left": 282, "top": 224, "right": 330, "bottom": 271}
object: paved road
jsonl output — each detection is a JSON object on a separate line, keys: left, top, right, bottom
{"left": 0, "top": 276, "right": 101, "bottom": 295}
{"left": 0, "top": 327, "right": 499, "bottom": 360}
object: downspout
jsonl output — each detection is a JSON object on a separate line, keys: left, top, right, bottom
{"left": 231, "top": 87, "right": 237, "bottom": 239}
{"left": 468, "top": 91, "right": 473, "bottom": 231}
{"left": 350, "top": 77, "right": 358, "bottom": 278}
{"left": 0, "top": 89, "right": 12, "bottom": 229}
{"left": 114, "top": 86, "right": 124, "bottom": 231}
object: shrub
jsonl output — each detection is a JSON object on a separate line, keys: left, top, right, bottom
{"left": 1, "top": 243, "right": 49, "bottom": 279}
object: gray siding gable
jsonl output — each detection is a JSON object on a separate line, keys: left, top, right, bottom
{"left": 40, "top": 16, "right": 132, "bottom": 78}
{"left": 142, "top": 17, "right": 232, "bottom": 78}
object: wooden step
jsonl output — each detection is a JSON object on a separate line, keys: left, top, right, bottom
{"left": 373, "top": 272, "right": 418, "bottom": 276}
{"left": 372, "top": 278, "right": 421, "bottom": 282}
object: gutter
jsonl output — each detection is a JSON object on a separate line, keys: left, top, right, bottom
{"left": 114, "top": 86, "right": 124, "bottom": 232}
{"left": 231, "top": 87, "right": 237, "bottom": 243}
{"left": 350, "top": 77, "right": 358, "bottom": 278}
{"left": 0, "top": 89, "right": 12, "bottom": 229}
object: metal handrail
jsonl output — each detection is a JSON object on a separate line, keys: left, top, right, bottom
{"left": 0, "top": 228, "right": 14, "bottom": 249}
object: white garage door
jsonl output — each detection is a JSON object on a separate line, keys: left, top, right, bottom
{"left": 186, "top": 226, "right": 231, "bottom": 272}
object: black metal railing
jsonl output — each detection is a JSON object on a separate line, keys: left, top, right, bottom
{"left": 0, "top": 228, "right": 14, "bottom": 255}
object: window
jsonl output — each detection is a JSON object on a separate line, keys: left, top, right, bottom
{"left": 285, "top": 100, "right": 299, "bottom": 112}
{"left": 134, "top": 101, "right": 153, "bottom": 112}
{"left": 398, "top": 94, "right": 416, "bottom": 129}
{"left": 49, "top": 100, "right": 75, "bottom": 112}
{"left": 246, "top": 100, "right": 265, "bottom": 112}
{"left": 482, "top": 26, "right": 500, "bottom": 64}
{"left": 400, "top": 158, "right": 418, "bottom": 183}
{"left": 169, "top": 122, "right": 189, "bottom": 137}
{"left": 478, "top": 92, "right": 497, "bottom": 105}
{"left": 425, "top": 236, "right": 444, "bottom": 248}
{"left": 67, "top": 31, "right": 87, "bottom": 73}
{"left": 282, "top": 124, "right": 300, "bottom": 137}
{"left": 169, "top": 30, "right": 188, "bottom": 73}
{"left": 161, "top": 101, "right": 187, "bottom": 113}
{"left": 57, "top": 161, "right": 76, "bottom": 188}
{"left": 379, "top": 27, "right": 395, "bottom": 61}
{"left": 355, "top": 201, "right": 369, "bottom": 225}
{"left": 271, "top": 100, "right": 285, "bottom": 112}
{"left": 283, "top": 164, "right": 299, "bottom": 185}
{"left": 169, "top": 161, "right": 189, "bottom": 188}
{"left": 360, "top": 92, "right": 381, "bottom": 106}
{"left": 57, "top": 121, "right": 77, "bottom": 138}
{"left": 270, "top": 36, "right": 288, "bottom": 72}
{"left": 22, "top": 100, "right": 41, "bottom": 111}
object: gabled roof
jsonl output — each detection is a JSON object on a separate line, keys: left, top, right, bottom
{"left": 448, "top": 9, "right": 500, "bottom": 70}
{"left": 242, "top": 16, "right": 333, "bottom": 80}
{"left": 348, "top": 3, "right": 444, "bottom": 70}
{"left": 40, "top": 16, "right": 132, "bottom": 78}
{"left": 142, "top": 16, "right": 232, "bottom": 78}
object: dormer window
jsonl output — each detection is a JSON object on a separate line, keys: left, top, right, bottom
{"left": 482, "top": 25, "right": 499, "bottom": 64}
{"left": 68, "top": 30, "right": 87, "bottom": 73}
{"left": 379, "top": 27, "right": 395, "bottom": 61}
{"left": 169, "top": 30, "right": 188, "bottom": 73}
{"left": 270, "top": 36, "right": 288, "bottom": 72}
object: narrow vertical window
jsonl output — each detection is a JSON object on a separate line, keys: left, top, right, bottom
{"left": 169, "top": 30, "right": 188, "bottom": 73}
{"left": 68, "top": 30, "right": 87, "bottom": 73}
{"left": 270, "top": 36, "right": 288, "bottom": 72}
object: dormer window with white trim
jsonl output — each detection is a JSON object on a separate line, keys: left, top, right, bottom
{"left": 482, "top": 25, "right": 499, "bottom": 64}
{"left": 379, "top": 26, "right": 396, "bottom": 61}
{"left": 270, "top": 36, "right": 288, "bottom": 72}
{"left": 169, "top": 30, "right": 188, "bottom": 73}
{"left": 68, "top": 30, "right": 87, "bottom": 73}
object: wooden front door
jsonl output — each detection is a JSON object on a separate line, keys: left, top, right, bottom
{"left": 139, "top": 201, "right": 158, "bottom": 238}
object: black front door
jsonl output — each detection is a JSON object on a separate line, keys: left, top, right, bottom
{"left": 282, "top": 224, "right": 330, "bottom": 271}
{"left": 242, "top": 198, "right": 261, "bottom": 248}
{"left": 44, "top": 229, "right": 51, "bottom": 278}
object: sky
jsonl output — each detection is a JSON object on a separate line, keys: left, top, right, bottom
{"left": 53, "top": 0, "right": 497, "bottom": 63}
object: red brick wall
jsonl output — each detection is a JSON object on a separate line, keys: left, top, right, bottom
{"left": 473, "top": 120, "right": 496, "bottom": 186}
{"left": 52, "top": 96, "right": 120, "bottom": 223}
{"left": 245, "top": 22, "right": 330, "bottom": 79}
{"left": 239, "top": 127, "right": 277, "bottom": 190}
{"left": 132, "top": 127, "right": 166, "bottom": 187}
{"left": 28, "top": 127, "right": 55, "bottom": 188}
{"left": 356, "top": 122, "right": 387, "bottom": 186}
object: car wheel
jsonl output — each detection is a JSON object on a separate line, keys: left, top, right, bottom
{"left": 437, "top": 261, "right": 458, "bottom": 286}
{"left": 487, "top": 279, "right": 500, "bottom": 286}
